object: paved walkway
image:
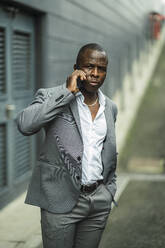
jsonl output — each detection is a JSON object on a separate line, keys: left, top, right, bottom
{"left": 99, "top": 174, "right": 165, "bottom": 248}
{"left": 0, "top": 174, "right": 129, "bottom": 248}
{"left": 1, "top": 173, "right": 164, "bottom": 248}
{"left": 0, "top": 193, "right": 41, "bottom": 248}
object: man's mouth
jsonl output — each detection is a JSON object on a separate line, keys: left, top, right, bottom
{"left": 89, "top": 80, "right": 99, "bottom": 85}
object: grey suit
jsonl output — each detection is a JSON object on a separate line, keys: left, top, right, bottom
{"left": 16, "top": 83, "right": 118, "bottom": 214}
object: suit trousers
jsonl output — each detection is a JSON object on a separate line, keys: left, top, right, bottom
{"left": 40, "top": 183, "right": 112, "bottom": 248}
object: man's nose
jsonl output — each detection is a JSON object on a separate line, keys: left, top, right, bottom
{"left": 91, "top": 67, "right": 99, "bottom": 77}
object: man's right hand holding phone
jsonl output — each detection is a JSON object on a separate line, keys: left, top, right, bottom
{"left": 66, "top": 70, "right": 86, "bottom": 94}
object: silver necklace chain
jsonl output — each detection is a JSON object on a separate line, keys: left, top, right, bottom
{"left": 86, "top": 97, "right": 98, "bottom": 107}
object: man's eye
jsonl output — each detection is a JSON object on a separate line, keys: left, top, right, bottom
{"left": 99, "top": 67, "right": 106, "bottom": 72}
{"left": 87, "top": 65, "right": 93, "bottom": 69}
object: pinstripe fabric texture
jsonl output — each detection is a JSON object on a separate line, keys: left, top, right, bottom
{"left": 54, "top": 112, "right": 83, "bottom": 177}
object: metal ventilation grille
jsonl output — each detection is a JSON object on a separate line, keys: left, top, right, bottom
{"left": 0, "top": 27, "right": 6, "bottom": 95}
{"left": 0, "top": 124, "right": 7, "bottom": 188}
{"left": 14, "top": 125, "right": 31, "bottom": 179}
{"left": 12, "top": 31, "right": 31, "bottom": 91}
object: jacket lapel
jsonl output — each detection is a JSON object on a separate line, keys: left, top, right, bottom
{"left": 102, "top": 97, "right": 116, "bottom": 172}
{"left": 104, "top": 97, "right": 114, "bottom": 141}
{"left": 69, "top": 98, "right": 83, "bottom": 140}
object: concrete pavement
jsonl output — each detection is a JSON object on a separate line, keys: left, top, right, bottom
{"left": 99, "top": 174, "right": 165, "bottom": 248}
{"left": 0, "top": 174, "right": 129, "bottom": 248}
{"left": 0, "top": 193, "right": 41, "bottom": 248}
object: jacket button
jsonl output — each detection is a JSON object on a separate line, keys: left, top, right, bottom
{"left": 77, "top": 156, "right": 81, "bottom": 161}
{"left": 76, "top": 176, "right": 80, "bottom": 180}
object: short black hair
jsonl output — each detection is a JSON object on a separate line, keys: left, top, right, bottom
{"left": 76, "top": 43, "right": 108, "bottom": 67}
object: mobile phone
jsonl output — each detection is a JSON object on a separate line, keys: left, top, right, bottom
{"left": 77, "top": 76, "right": 84, "bottom": 90}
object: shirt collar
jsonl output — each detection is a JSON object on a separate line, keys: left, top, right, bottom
{"left": 76, "top": 89, "right": 105, "bottom": 107}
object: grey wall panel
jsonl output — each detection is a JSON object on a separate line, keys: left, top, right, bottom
{"left": 48, "top": 38, "right": 79, "bottom": 63}
{"left": 13, "top": 0, "right": 163, "bottom": 96}
{"left": 46, "top": 60, "right": 74, "bottom": 86}
{"left": 67, "top": 0, "right": 141, "bottom": 36}
{"left": 47, "top": 13, "right": 129, "bottom": 47}
{"left": 47, "top": 15, "right": 105, "bottom": 45}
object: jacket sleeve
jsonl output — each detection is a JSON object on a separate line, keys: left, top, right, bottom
{"left": 106, "top": 169, "right": 117, "bottom": 199}
{"left": 16, "top": 83, "right": 75, "bottom": 136}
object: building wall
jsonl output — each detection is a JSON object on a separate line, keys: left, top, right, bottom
{"left": 12, "top": 0, "right": 163, "bottom": 96}
{"left": 115, "top": 29, "right": 165, "bottom": 152}
{"left": 12, "top": 0, "right": 164, "bottom": 151}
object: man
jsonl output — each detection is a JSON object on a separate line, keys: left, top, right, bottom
{"left": 16, "top": 43, "right": 118, "bottom": 248}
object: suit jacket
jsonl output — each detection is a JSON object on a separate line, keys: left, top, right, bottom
{"left": 16, "top": 83, "right": 118, "bottom": 214}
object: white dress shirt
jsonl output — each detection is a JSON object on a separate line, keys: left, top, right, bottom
{"left": 76, "top": 90, "right": 107, "bottom": 185}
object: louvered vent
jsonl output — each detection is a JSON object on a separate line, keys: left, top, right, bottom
{"left": 0, "top": 124, "right": 7, "bottom": 188}
{"left": 0, "top": 27, "right": 6, "bottom": 95}
{"left": 13, "top": 31, "right": 31, "bottom": 91}
{"left": 14, "top": 124, "right": 31, "bottom": 179}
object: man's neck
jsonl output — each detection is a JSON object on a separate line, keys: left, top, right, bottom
{"left": 80, "top": 89, "right": 98, "bottom": 105}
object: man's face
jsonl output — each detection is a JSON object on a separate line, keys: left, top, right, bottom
{"left": 76, "top": 49, "right": 108, "bottom": 93}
